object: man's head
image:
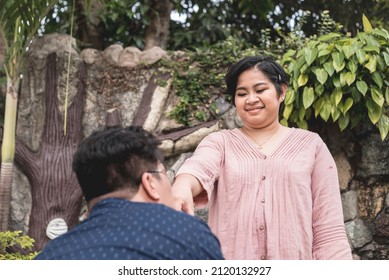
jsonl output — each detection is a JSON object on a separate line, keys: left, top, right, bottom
{"left": 73, "top": 126, "right": 175, "bottom": 208}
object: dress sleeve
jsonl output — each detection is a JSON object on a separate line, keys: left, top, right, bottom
{"left": 176, "top": 132, "right": 225, "bottom": 208}
{"left": 311, "top": 137, "right": 353, "bottom": 259}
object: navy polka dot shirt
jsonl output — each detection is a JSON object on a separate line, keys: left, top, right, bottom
{"left": 35, "top": 198, "right": 224, "bottom": 260}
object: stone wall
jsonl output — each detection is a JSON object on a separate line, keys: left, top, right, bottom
{"left": 6, "top": 33, "right": 389, "bottom": 259}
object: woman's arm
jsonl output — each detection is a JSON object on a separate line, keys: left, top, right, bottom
{"left": 311, "top": 139, "right": 352, "bottom": 259}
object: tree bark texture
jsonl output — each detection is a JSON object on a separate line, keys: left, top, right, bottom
{"left": 144, "top": 0, "right": 173, "bottom": 50}
{"left": 14, "top": 53, "right": 86, "bottom": 250}
{"left": 0, "top": 162, "right": 14, "bottom": 230}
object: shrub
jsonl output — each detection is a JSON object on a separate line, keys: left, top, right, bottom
{"left": 280, "top": 16, "right": 389, "bottom": 140}
{"left": 0, "top": 231, "right": 38, "bottom": 260}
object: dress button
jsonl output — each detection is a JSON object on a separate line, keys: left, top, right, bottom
{"left": 261, "top": 255, "right": 266, "bottom": 260}
{"left": 259, "top": 225, "right": 264, "bottom": 230}
{"left": 262, "top": 176, "right": 266, "bottom": 180}
{"left": 263, "top": 155, "right": 267, "bottom": 159}
{"left": 261, "top": 199, "right": 265, "bottom": 203}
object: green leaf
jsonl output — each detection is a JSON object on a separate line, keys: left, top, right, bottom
{"left": 293, "top": 57, "right": 305, "bottom": 77}
{"left": 323, "top": 62, "right": 335, "bottom": 76}
{"left": 332, "top": 52, "right": 345, "bottom": 66}
{"left": 340, "top": 72, "right": 347, "bottom": 87}
{"left": 302, "top": 87, "right": 315, "bottom": 109}
{"left": 283, "top": 50, "right": 296, "bottom": 60}
{"left": 318, "top": 48, "right": 332, "bottom": 57}
{"left": 356, "top": 49, "right": 366, "bottom": 64}
{"left": 304, "top": 48, "right": 318, "bottom": 66}
{"left": 365, "top": 55, "right": 377, "bottom": 73}
{"left": 338, "top": 114, "right": 350, "bottom": 131}
{"left": 333, "top": 76, "right": 341, "bottom": 87}
{"left": 314, "top": 69, "right": 328, "bottom": 85}
{"left": 315, "top": 84, "right": 325, "bottom": 96}
{"left": 342, "top": 46, "right": 355, "bottom": 59}
{"left": 351, "top": 88, "right": 362, "bottom": 102}
{"left": 292, "top": 80, "right": 299, "bottom": 91}
{"left": 297, "top": 119, "right": 308, "bottom": 130}
{"left": 332, "top": 88, "right": 342, "bottom": 106}
{"left": 320, "top": 101, "right": 331, "bottom": 122}
{"left": 366, "top": 99, "right": 382, "bottom": 124}
{"left": 300, "top": 64, "right": 308, "bottom": 74}
{"left": 331, "top": 106, "right": 341, "bottom": 122}
{"left": 347, "top": 60, "right": 357, "bottom": 73}
{"left": 285, "top": 89, "right": 296, "bottom": 105}
{"left": 333, "top": 61, "right": 346, "bottom": 72}
{"left": 283, "top": 104, "right": 293, "bottom": 119}
{"left": 377, "top": 115, "right": 389, "bottom": 140}
{"left": 372, "top": 72, "right": 383, "bottom": 88}
{"left": 371, "top": 88, "right": 385, "bottom": 107}
{"left": 290, "top": 110, "right": 299, "bottom": 123}
{"left": 372, "top": 29, "right": 389, "bottom": 40}
{"left": 364, "top": 46, "right": 380, "bottom": 53}
{"left": 362, "top": 14, "right": 373, "bottom": 32}
{"left": 298, "top": 106, "right": 306, "bottom": 121}
{"left": 280, "top": 118, "right": 288, "bottom": 127}
{"left": 313, "top": 98, "right": 324, "bottom": 117}
{"left": 332, "top": 52, "right": 346, "bottom": 72}
{"left": 297, "top": 74, "right": 309, "bottom": 87}
{"left": 345, "top": 72, "right": 356, "bottom": 86}
{"left": 385, "top": 87, "right": 389, "bottom": 105}
{"left": 343, "top": 98, "right": 354, "bottom": 114}
{"left": 383, "top": 52, "right": 389, "bottom": 66}
{"left": 356, "top": 81, "right": 368, "bottom": 96}
{"left": 318, "top": 33, "right": 342, "bottom": 41}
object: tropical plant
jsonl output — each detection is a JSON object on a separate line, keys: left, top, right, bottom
{"left": 0, "top": 230, "right": 38, "bottom": 260}
{"left": 0, "top": 0, "right": 58, "bottom": 230}
{"left": 280, "top": 16, "right": 389, "bottom": 140}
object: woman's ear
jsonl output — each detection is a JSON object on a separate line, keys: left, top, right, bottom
{"left": 140, "top": 172, "right": 160, "bottom": 201}
{"left": 280, "top": 84, "right": 287, "bottom": 101}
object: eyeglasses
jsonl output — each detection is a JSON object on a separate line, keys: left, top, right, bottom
{"left": 147, "top": 169, "right": 176, "bottom": 184}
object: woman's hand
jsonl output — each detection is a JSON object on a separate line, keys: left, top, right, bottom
{"left": 171, "top": 174, "right": 203, "bottom": 216}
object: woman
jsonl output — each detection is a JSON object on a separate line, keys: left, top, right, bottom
{"left": 172, "top": 56, "right": 352, "bottom": 260}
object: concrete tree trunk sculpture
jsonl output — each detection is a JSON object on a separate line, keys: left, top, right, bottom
{"left": 13, "top": 53, "right": 86, "bottom": 250}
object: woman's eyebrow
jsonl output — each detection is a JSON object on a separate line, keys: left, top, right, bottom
{"left": 236, "top": 82, "right": 267, "bottom": 91}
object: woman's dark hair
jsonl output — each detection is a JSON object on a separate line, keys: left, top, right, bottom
{"left": 225, "top": 56, "right": 289, "bottom": 106}
{"left": 72, "top": 126, "right": 163, "bottom": 202}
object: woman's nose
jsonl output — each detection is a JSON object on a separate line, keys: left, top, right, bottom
{"left": 246, "top": 93, "right": 259, "bottom": 104}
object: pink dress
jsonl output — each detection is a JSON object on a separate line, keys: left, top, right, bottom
{"left": 177, "top": 127, "right": 352, "bottom": 260}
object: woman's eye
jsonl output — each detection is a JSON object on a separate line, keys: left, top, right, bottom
{"left": 236, "top": 92, "right": 247, "bottom": 97}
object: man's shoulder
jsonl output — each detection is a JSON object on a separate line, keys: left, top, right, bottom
{"left": 142, "top": 204, "right": 215, "bottom": 236}
{"left": 146, "top": 203, "right": 208, "bottom": 225}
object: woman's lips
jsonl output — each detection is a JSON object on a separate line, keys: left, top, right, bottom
{"left": 245, "top": 106, "right": 264, "bottom": 112}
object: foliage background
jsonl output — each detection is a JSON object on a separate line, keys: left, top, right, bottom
{"left": 41, "top": 0, "right": 389, "bottom": 50}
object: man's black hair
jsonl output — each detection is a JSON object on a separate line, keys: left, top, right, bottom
{"left": 72, "top": 126, "right": 163, "bottom": 202}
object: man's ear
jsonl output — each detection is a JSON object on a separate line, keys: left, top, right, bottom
{"left": 140, "top": 172, "right": 160, "bottom": 201}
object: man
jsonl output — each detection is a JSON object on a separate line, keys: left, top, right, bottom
{"left": 35, "top": 126, "right": 223, "bottom": 260}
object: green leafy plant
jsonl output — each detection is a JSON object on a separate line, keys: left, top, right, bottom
{"left": 0, "top": 231, "right": 38, "bottom": 260}
{"left": 280, "top": 16, "right": 389, "bottom": 140}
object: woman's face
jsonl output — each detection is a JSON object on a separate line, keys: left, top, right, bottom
{"left": 234, "top": 68, "right": 286, "bottom": 129}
